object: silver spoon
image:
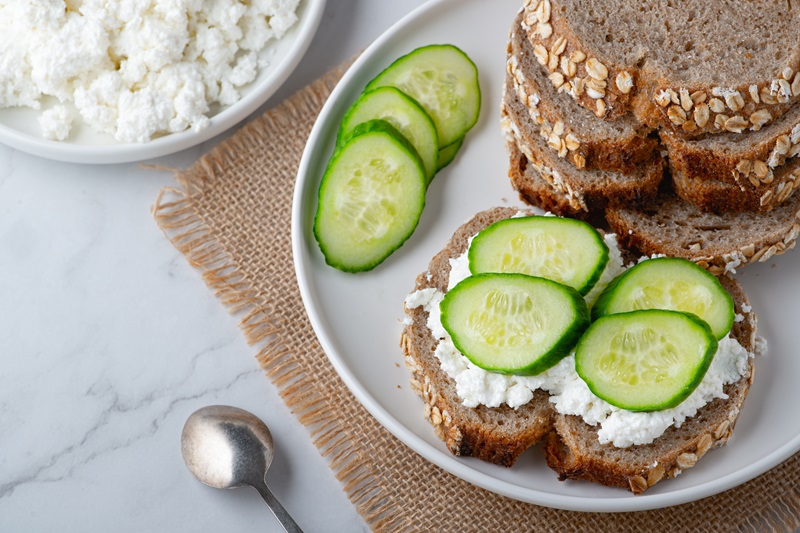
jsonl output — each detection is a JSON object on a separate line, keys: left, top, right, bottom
{"left": 181, "top": 405, "right": 303, "bottom": 533}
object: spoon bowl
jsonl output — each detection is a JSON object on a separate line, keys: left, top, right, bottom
{"left": 181, "top": 405, "right": 303, "bottom": 532}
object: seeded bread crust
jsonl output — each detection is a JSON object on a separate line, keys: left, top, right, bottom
{"left": 519, "top": 3, "right": 634, "bottom": 122}
{"left": 506, "top": 140, "right": 593, "bottom": 220}
{"left": 671, "top": 159, "right": 800, "bottom": 213}
{"left": 606, "top": 191, "right": 800, "bottom": 275}
{"left": 544, "top": 276, "right": 756, "bottom": 494}
{"left": 400, "top": 207, "right": 555, "bottom": 467}
{"left": 521, "top": 0, "right": 800, "bottom": 136}
{"left": 507, "top": 12, "right": 657, "bottom": 174}
{"left": 662, "top": 119, "right": 800, "bottom": 191}
{"left": 502, "top": 79, "right": 664, "bottom": 216}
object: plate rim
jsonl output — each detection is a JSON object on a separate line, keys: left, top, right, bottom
{"left": 0, "top": 0, "right": 326, "bottom": 165}
{"left": 291, "top": 0, "right": 800, "bottom": 512}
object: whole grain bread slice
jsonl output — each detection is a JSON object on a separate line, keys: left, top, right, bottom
{"left": 606, "top": 191, "right": 800, "bottom": 275}
{"left": 662, "top": 115, "right": 800, "bottom": 189}
{"left": 400, "top": 207, "right": 555, "bottom": 467}
{"left": 502, "top": 76, "right": 664, "bottom": 216}
{"left": 544, "top": 275, "right": 756, "bottom": 494}
{"left": 507, "top": 11, "right": 656, "bottom": 174}
{"left": 521, "top": 0, "right": 800, "bottom": 135}
{"left": 671, "top": 158, "right": 800, "bottom": 213}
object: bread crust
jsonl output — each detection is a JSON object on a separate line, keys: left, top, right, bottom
{"left": 402, "top": 208, "right": 758, "bottom": 493}
{"left": 671, "top": 159, "right": 800, "bottom": 214}
{"left": 506, "top": 144, "right": 594, "bottom": 221}
{"left": 502, "top": 122, "right": 662, "bottom": 218}
{"left": 606, "top": 192, "right": 800, "bottom": 276}
{"left": 502, "top": 84, "right": 663, "bottom": 216}
{"left": 507, "top": 14, "right": 657, "bottom": 174}
{"left": 519, "top": 3, "right": 633, "bottom": 121}
{"left": 661, "top": 124, "right": 800, "bottom": 191}
{"left": 521, "top": 1, "right": 800, "bottom": 137}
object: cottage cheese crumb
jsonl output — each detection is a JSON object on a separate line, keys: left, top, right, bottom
{"left": 0, "top": 0, "right": 299, "bottom": 143}
{"left": 755, "top": 335, "right": 769, "bottom": 357}
{"left": 39, "top": 105, "right": 73, "bottom": 141}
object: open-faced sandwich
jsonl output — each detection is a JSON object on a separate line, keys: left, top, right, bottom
{"left": 402, "top": 207, "right": 757, "bottom": 494}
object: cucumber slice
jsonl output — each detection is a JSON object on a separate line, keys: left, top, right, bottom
{"left": 592, "top": 257, "right": 735, "bottom": 340}
{"left": 337, "top": 87, "right": 439, "bottom": 182}
{"left": 313, "top": 120, "right": 426, "bottom": 272}
{"left": 436, "top": 138, "right": 463, "bottom": 171}
{"left": 468, "top": 216, "right": 609, "bottom": 295}
{"left": 575, "top": 310, "right": 718, "bottom": 411}
{"left": 441, "top": 273, "right": 590, "bottom": 375}
{"left": 365, "top": 44, "right": 481, "bottom": 147}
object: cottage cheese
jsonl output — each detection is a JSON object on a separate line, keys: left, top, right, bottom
{"left": 0, "top": 0, "right": 299, "bottom": 142}
{"left": 405, "top": 231, "right": 754, "bottom": 448}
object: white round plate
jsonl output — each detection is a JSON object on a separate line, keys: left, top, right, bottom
{"left": 293, "top": 0, "right": 800, "bottom": 512}
{"left": 0, "top": 0, "right": 325, "bottom": 164}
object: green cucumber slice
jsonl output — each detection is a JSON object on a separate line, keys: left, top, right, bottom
{"left": 437, "top": 137, "right": 463, "bottom": 170}
{"left": 441, "top": 273, "right": 590, "bottom": 375}
{"left": 468, "top": 216, "right": 609, "bottom": 295}
{"left": 365, "top": 44, "right": 481, "bottom": 147}
{"left": 337, "top": 86, "right": 439, "bottom": 182}
{"left": 575, "top": 310, "right": 718, "bottom": 411}
{"left": 592, "top": 257, "right": 735, "bottom": 340}
{"left": 313, "top": 119, "right": 426, "bottom": 272}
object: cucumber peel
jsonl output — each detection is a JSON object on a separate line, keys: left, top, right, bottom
{"left": 468, "top": 216, "right": 609, "bottom": 295}
{"left": 337, "top": 86, "right": 439, "bottom": 182}
{"left": 441, "top": 273, "right": 590, "bottom": 375}
{"left": 436, "top": 137, "right": 463, "bottom": 170}
{"left": 592, "top": 257, "right": 735, "bottom": 340}
{"left": 365, "top": 44, "right": 481, "bottom": 147}
{"left": 313, "top": 119, "right": 426, "bottom": 272}
{"left": 575, "top": 310, "right": 718, "bottom": 411}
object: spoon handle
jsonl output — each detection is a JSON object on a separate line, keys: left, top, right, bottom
{"left": 251, "top": 481, "right": 304, "bottom": 533}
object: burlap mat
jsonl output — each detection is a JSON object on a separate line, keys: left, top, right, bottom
{"left": 153, "top": 62, "right": 800, "bottom": 532}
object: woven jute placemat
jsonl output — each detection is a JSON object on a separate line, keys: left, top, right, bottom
{"left": 153, "top": 62, "right": 800, "bottom": 532}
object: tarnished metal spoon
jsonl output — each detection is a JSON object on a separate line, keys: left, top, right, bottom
{"left": 181, "top": 405, "right": 303, "bottom": 533}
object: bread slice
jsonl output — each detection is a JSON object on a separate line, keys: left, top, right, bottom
{"left": 505, "top": 139, "right": 593, "bottom": 220}
{"left": 502, "top": 74, "right": 664, "bottom": 216}
{"left": 544, "top": 275, "right": 756, "bottom": 494}
{"left": 521, "top": 0, "right": 800, "bottom": 135}
{"left": 402, "top": 207, "right": 758, "bottom": 492}
{"left": 400, "top": 207, "right": 555, "bottom": 467}
{"left": 606, "top": 191, "right": 800, "bottom": 275}
{"left": 671, "top": 158, "right": 800, "bottom": 213}
{"left": 662, "top": 113, "right": 800, "bottom": 188}
{"left": 507, "top": 11, "right": 656, "bottom": 174}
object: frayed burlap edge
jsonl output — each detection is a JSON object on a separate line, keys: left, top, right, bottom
{"left": 153, "top": 65, "right": 407, "bottom": 532}
{"left": 152, "top": 59, "right": 800, "bottom": 532}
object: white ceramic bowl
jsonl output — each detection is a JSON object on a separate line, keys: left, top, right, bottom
{"left": 0, "top": 0, "right": 326, "bottom": 164}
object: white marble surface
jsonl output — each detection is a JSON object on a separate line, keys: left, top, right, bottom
{"left": 0, "top": 1, "right": 426, "bottom": 531}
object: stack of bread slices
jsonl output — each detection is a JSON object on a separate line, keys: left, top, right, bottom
{"left": 502, "top": 0, "right": 800, "bottom": 275}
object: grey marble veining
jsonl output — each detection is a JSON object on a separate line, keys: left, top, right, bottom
{"left": 0, "top": 1, "right": 425, "bottom": 531}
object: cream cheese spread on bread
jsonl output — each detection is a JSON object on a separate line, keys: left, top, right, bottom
{"left": 405, "top": 232, "right": 752, "bottom": 447}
